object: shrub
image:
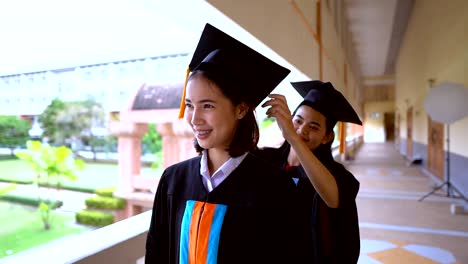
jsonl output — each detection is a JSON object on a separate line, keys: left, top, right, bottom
{"left": 37, "top": 182, "right": 95, "bottom": 193}
{"left": 95, "top": 187, "right": 116, "bottom": 197}
{"left": 76, "top": 210, "right": 114, "bottom": 227}
{"left": 85, "top": 196, "right": 126, "bottom": 210}
{"left": 0, "top": 194, "right": 63, "bottom": 209}
{"left": 0, "top": 178, "right": 33, "bottom": 185}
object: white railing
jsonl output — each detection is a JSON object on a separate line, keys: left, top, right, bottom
{"left": 1, "top": 211, "right": 152, "bottom": 264}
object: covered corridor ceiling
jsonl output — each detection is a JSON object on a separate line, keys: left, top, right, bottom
{"left": 344, "top": 0, "right": 413, "bottom": 86}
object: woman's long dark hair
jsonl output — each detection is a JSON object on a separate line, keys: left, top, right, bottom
{"left": 190, "top": 70, "right": 259, "bottom": 157}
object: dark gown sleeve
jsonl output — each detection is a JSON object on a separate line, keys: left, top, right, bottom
{"left": 145, "top": 173, "right": 170, "bottom": 263}
{"left": 314, "top": 162, "right": 360, "bottom": 264}
{"left": 334, "top": 163, "right": 360, "bottom": 208}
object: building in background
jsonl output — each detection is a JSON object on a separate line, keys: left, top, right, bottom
{"left": 0, "top": 53, "right": 190, "bottom": 135}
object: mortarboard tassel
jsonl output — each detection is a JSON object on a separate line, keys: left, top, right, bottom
{"left": 178, "top": 68, "right": 191, "bottom": 119}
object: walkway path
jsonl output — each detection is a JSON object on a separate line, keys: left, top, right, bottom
{"left": 348, "top": 142, "right": 468, "bottom": 264}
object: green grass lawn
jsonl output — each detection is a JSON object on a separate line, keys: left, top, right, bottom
{"left": 0, "top": 157, "right": 162, "bottom": 260}
{"left": 0, "top": 201, "right": 92, "bottom": 259}
{"left": 0, "top": 159, "right": 162, "bottom": 192}
{"left": 0, "top": 160, "right": 36, "bottom": 184}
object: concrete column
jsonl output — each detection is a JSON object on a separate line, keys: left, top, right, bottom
{"left": 110, "top": 119, "right": 196, "bottom": 220}
{"left": 109, "top": 121, "right": 148, "bottom": 194}
{"left": 156, "top": 120, "right": 197, "bottom": 169}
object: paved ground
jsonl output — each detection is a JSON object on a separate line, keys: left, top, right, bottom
{"left": 348, "top": 142, "right": 468, "bottom": 264}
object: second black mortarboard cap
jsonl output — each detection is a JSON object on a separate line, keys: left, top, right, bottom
{"left": 178, "top": 23, "right": 291, "bottom": 118}
{"left": 291, "top": 80, "right": 362, "bottom": 125}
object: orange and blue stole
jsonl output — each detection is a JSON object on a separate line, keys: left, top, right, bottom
{"left": 180, "top": 200, "right": 227, "bottom": 264}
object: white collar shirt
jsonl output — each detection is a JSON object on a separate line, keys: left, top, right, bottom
{"left": 200, "top": 150, "right": 248, "bottom": 192}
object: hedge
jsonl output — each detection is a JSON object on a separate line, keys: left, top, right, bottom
{"left": 85, "top": 196, "right": 126, "bottom": 210}
{"left": 37, "top": 183, "right": 95, "bottom": 193}
{"left": 76, "top": 210, "right": 114, "bottom": 227}
{"left": 0, "top": 194, "right": 63, "bottom": 209}
{"left": 0, "top": 181, "right": 97, "bottom": 193}
{"left": 0, "top": 178, "right": 34, "bottom": 185}
{"left": 94, "top": 187, "right": 116, "bottom": 197}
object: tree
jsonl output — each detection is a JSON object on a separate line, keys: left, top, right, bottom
{"left": 38, "top": 98, "right": 66, "bottom": 145}
{"left": 142, "top": 124, "right": 162, "bottom": 154}
{"left": 38, "top": 97, "right": 106, "bottom": 151}
{"left": 15, "top": 140, "right": 85, "bottom": 230}
{"left": 54, "top": 102, "right": 92, "bottom": 147}
{"left": 81, "top": 98, "right": 107, "bottom": 160}
{"left": 0, "top": 116, "right": 31, "bottom": 155}
{"left": 142, "top": 124, "right": 163, "bottom": 169}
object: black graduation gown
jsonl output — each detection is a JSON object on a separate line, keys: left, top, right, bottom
{"left": 145, "top": 153, "right": 299, "bottom": 264}
{"left": 252, "top": 142, "right": 361, "bottom": 264}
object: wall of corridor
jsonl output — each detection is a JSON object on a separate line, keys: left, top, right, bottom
{"left": 395, "top": 0, "right": 468, "bottom": 198}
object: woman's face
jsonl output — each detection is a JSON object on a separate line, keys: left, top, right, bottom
{"left": 292, "top": 105, "right": 333, "bottom": 151}
{"left": 184, "top": 75, "right": 243, "bottom": 152}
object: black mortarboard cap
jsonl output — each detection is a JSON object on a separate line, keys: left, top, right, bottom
{"left": 291, "top": 80, "right": 362, "bottom": 125}
{"left": 178, "top": 23, "right": 291, "bottom": 118}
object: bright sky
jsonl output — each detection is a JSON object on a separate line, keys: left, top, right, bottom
{"left": 0, "top": 0, "right": 200, "bottom": 76}
{"left": 0, "top": 0, "right": 306, "bottom": 110}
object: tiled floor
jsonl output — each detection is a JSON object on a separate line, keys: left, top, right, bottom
{"left": 347, "top": 142, "right": 468, "bottom": 264}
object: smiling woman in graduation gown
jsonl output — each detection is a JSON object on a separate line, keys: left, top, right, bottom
{"left": 145, "top": 23, "right": 300, "bottom": 264}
